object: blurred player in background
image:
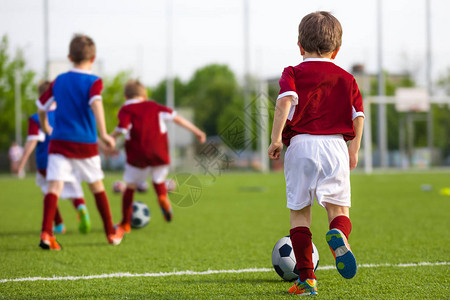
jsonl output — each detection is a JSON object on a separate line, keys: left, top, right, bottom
{"left": 268, "top": 11, "right": 364, "bottom": 295}
{"left": 16, "top": 81, "right": 91, "bottom": 235}
{"left": 8, "top": 142, "right": 23, "bottom": 176}
{"left": 111, "top": 79, "right": 206, "bottom": 233}
{"left": 36, "top": 34, "right": 124, "bottom": 250}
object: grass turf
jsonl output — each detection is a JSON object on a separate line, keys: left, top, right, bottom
{"left": 0, "top": 170, "right": 449, "bottom": 299}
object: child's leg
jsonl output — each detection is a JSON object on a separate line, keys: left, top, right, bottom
{"left": 71, "top": 197, "right": 91, "bottom": 234}
{"left": 42, "top": 180, "right": 64, "bottom": 235}
{"left": 122, "top": 163, "right": 149, "bottom": 229}
{"left": 289, "top": 206, "right": 316, "bottom": 281}
{"left": 53, "top": 207, "right": 63, "bottom": 226}
{"left": 153, "top": 181, "right": 172, "bottom": 221}
{"left": 88, "top": 180, "right": 115, "bottom": 236}
{"left": 121, "top": 183, "right": 136, "bottom": 229}
{"left": 325, "top": 203, "right": 356, "bottom": 279}
{"left": 150, "top": 166, "right": 171, "bottom": 222}
{"left": 325, "top": 203, "right": 351, "bottom": 239}
{"left": 63, "top": 181, "right": 90, "bottom": 233}
{"left": 71, "top": 198, "right": 86, "bottom": 210}
{"left": 52, "top": 206, "right": 66, "bottom": 234}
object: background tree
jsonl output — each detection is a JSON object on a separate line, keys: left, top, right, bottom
{"left": 435, "top": 69, "right": 450, "bottom": 163}
{"left": 183, "top": 64, "right": 240, "bottom": 137}
{"left": 0, "top": 35, "right": 36, "bottom": 151}
{"left": 151, "top": 64, "right": 242, "bottom": 138}
{"left": 151, "top": 77, "right": 187, "bottom": 106}
{"left": 102, "top": 71, "right": 132, "bottom": 132}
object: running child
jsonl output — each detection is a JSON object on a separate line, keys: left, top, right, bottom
{"left": 268, "top": 11, "right": 364, "bottom": 295}
{"left": 17, "top": 81, "right": 91, "bottom": 234}
{"left": 36, "top": 34, "right": 124, "bottom": 250}
{"left": 112, "top": 79, "right": 206, "bottom": 233}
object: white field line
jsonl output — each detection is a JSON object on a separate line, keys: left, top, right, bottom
{"left": 1, "top": 262, "right": 448, "bottom": 284}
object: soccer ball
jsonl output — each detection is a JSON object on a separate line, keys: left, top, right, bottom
{"left": 271, "top": 235, "right": 319, "bottom": 281}
{"left": 136, "top": 181, "right": 149, "bottom": 193}
{"left": 113, "top": 180, "right": 126, "bottom": 194}
{"left": 131, "top": 201, "right": 151, "bottom": 228}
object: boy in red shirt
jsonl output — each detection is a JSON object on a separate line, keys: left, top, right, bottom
{"left": 112, "top": 80, "right": 206, "bottom": 232}
{"left": 268, "top": 11, "right": 364, "bottom": 295}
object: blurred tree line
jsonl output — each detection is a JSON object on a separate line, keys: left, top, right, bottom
{"left": 0, "top": 34, "right": 449, "bottom": 164}
{"left": 0, "top": 36, "right": 37, "bottom": 152}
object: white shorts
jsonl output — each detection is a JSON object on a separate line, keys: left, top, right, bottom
{"left": 47, "top": 154, "right": 104, "bottom": 184}
{"left": 123, "top": 163, "right": 169, "bottom": 184}
{"left": 36, "top": 172, "right": 84, "bottom": 199}
{"left": 284, "top": 134, "right": 351, "bottom": 211}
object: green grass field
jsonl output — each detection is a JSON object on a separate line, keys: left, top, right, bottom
{"left": 0, "top": 170, "right": 449, "bottom": 299}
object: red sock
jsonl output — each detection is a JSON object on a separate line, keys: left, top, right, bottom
{"left": 329, "top": 215, "right": 352, "bottom": 240}
{"left": 42, "top": 193, "right": 58, "bottom": 235}
{"left": 53, "top": 207, "right": 63, "bottom": 225}
{"left": 152, "top": 182, "right": 167, "bottom": 201}
{"left": 72, "top": 198, "right": 86, "bottom": 209}
{"left": 94, "top": 191, "right": 115, "bottom": 236}
{"left": 290, "top": 226, "right": 316, "bottom": 281}
{"left": 121, "top": 188, "right": 135, "bottom": 225}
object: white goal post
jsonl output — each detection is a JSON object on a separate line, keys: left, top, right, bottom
{"left": 362, "top": 94, "right": 450, "bottom": 174}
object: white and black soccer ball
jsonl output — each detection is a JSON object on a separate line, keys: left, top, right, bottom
{"left": 272, "top": 235, "right": 319, "bottom": 281}
{"left": 131, "top": 201, "right": 151, "bottom": 228}
{"left": 113, "top": 180, "right": 126, "bottom": 194}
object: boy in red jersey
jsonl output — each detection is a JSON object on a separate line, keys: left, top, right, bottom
{"left": 36, "top": 34, "right": 124, "bottom": 250}
{"left": 112, "top": 80, "right": 206, "bottom": 233}
{"left": 268, "top": 12, "right": 364, "bottom": 295}
{"left": 17, "top": 81, "right": 91, "bottom": 235}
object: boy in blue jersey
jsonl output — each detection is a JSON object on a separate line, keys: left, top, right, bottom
{"left": 17, "top": 81, "right": 91, "bottom": 234}
{"left": 36, "top": 34, "right": 124, "bottom": 250}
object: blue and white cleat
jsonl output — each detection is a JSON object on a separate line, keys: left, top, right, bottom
{"left": 326, "top": 229, "right": 357, "bottom": 279}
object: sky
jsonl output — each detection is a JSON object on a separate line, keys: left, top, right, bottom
{"left": 1, "top": 0, "right": 449, "bottom": 89}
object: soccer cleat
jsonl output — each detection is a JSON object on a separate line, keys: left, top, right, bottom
{"left": 116, "top": 222, "right": 131, "bottom": 234}
{"left": 77, "top": 205, "right": 91, "bottom": 234}
{"left": 158, "top": 196, "right": 173, "bottom": 222}
{"left": 288, "top": 278, "right": 318, "bottom": 295}
{"left": 107, "top": 226, "right": 125, "bottom": 245}
{"left": 53, "top": 223, "right": 66, "bottom": 234}
{"left": 39, "top": 232, "right": 61, "bottom": 251}
{"left": 326, "top": 229, "right": 357, "bottom": 279}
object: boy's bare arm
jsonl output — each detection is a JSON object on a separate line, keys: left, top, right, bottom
{"left": 348, "top": 116, "right": 364, "bottom": 170}
{"left": 38, "top": 110, "right": 52, "bottom": 135}
{"left": 268, "top": 96, "right": 292, "bottom": 160}
{"left": 16, "top": 140, "right": 38, "bottom": 174}
{"left": 90, "top": 100, "right": 115, "bottom": 149}
{"left": 173, "top": 115, "right": 206, "bottom": 143}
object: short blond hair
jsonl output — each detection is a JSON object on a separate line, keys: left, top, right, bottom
{"left": 298, "top": 11, "right": 342, "bottom": 56}
{"left": 124, "top": 79, "right": 148, "bottom": 99}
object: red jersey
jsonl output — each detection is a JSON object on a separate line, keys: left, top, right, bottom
{"left": 116, "top": 99, "right": 176, "bottom": 167}
{"left": 278, "top": 58, "right": 364, "bottom": 147}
